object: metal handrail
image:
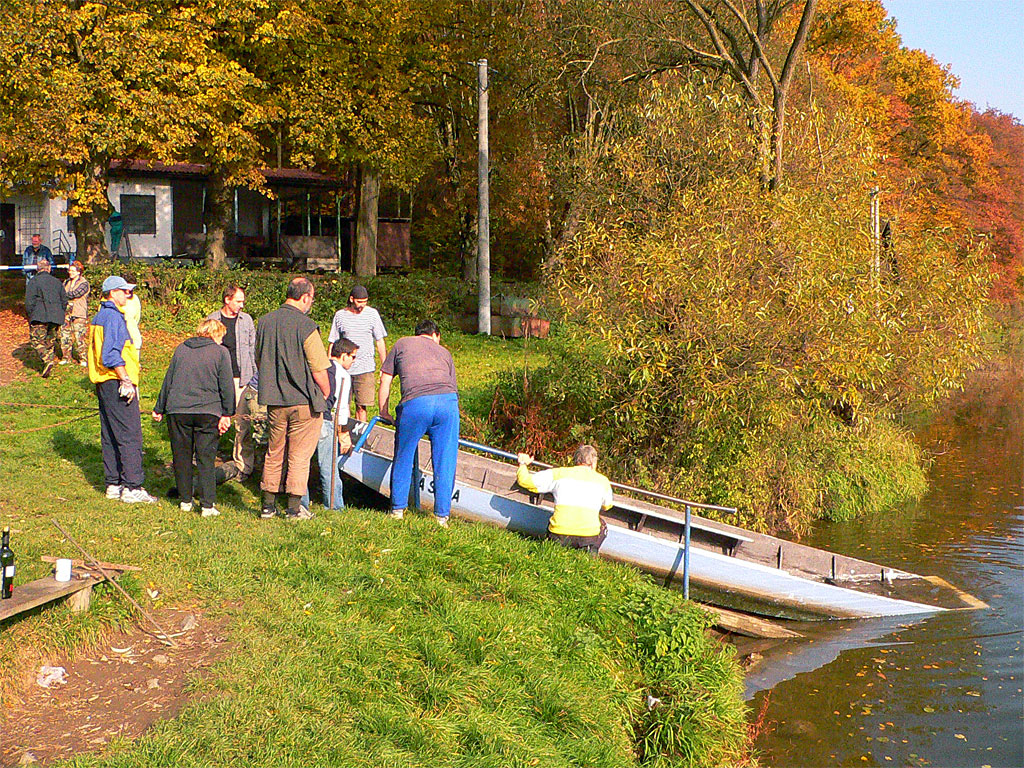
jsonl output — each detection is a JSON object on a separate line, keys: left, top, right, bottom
{"left": 353, "top": 424, "right": 723, "bottom": 601}
{"left": 457, "top": 438, "right": 736, "bottom": 514}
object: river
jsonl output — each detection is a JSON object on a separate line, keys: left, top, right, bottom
{"left": 748, "top": 359, "right": 1023, "bottom": 767}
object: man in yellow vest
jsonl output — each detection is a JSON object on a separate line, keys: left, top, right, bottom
{"left": 516, "top": 444, "right": 612, "bottom": 554}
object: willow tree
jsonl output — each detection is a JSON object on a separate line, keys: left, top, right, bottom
{"left": 496, "top": 77, "right": 991, "bottom": 534}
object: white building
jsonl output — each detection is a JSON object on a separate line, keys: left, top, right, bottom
{"left": 1, "top": 161, "right": 411, "bottom": 272}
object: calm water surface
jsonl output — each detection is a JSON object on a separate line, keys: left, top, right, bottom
{"left": 751, "top": 363, "right": 1023, "bottom": 767}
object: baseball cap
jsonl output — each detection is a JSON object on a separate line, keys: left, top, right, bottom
{"left": 101, "top": 275, "right": 137, "bottom": 293}
{"left": 350, "top": 285, "right": 369, "bottom": 299}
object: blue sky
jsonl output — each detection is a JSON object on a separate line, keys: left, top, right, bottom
{"left": 882, "top": 0, "right": 1024, "bottom": 118}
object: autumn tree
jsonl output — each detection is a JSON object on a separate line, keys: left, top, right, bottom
{"left": 0, "top": 0, "right": 273, "bottom": 265}
{"left": 968, "top": 109, "right": 1024, "bottom": 299}
{"left": 0, "top": 2, "right": 183, "bottom": 261}
{"left": 808, "top": 0, "right": 1011, "bottom": 292}
{"left": 492, "top": 76, "right": 991, "bottom": 535}
{"left": 256, "top": 0, "right": 454, "bottom": 276}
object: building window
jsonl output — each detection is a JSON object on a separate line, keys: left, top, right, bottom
{"left": 120, "top": 194, "right": 157, "bottom": 235}
{"left": 18, "top": 203, "right": 43, "bottom": 249}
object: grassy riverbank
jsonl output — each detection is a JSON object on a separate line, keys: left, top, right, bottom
{"left": 0, "top": 272, "right": 751, "bottom": 767}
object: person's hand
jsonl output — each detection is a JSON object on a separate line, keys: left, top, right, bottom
{"left": 338, "top": 431, "right": 353, "bottom": 455}
{"left": 217, "top": 416, "right": 232, "bottom": 435}
{"left": 378, "top": 409, "right": 393, "bottom": 425}
{"left": 152, "top": 412, "right": 162, "bottom": 422}
{"left": 118, "top": 379, "right": 136, "bottom": 402}
{"left": 517, "top": 452, "right": 533, "bottom": 466}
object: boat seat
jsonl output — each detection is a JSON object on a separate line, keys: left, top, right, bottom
{"left": 614, "top": 499, "right": 753, "bottom": 549}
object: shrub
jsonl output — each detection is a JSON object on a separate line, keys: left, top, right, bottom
{"left": 491, "top": 77, "right": 992, "bottom": 536}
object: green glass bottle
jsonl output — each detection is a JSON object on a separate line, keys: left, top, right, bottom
{"left": 1, "top": 526, "right": 14, "bottom": 599}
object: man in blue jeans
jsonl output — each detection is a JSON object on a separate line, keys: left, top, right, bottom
{"left": 378, "top": 319, "right": 459, "bottom": 527}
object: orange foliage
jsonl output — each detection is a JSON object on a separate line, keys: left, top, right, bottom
{"left": 809, "top": 0, "right": 1020, "bottom": 299}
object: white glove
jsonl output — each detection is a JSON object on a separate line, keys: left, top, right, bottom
{"left": 118, "top": 379, "right": 136, "bottom": 402}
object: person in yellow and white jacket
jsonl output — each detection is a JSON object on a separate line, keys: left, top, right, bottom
{"left": 516, "top": 445, "right": 612, "bottom": 554}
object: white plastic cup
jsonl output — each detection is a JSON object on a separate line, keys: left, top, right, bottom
{"left": 55, "top": 558, "right": 72, "bottom": 582}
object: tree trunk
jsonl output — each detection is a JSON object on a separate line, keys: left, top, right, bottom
{"left": 354, "top": 164, "right": 379, "bottom": 277}
{"left": 75, "top": 209, "right": 109, "bottom": 264}
{"left": 769, "top": 92, "right": 787, "bottom": 191}
{"left": 204, "top": 174, "right": 233, "bottom": 270}
{"left": 74, "top": 162, "right": 112, "bottom": 264}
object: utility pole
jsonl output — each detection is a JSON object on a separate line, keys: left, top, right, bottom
{"left": 477, "top": 58, "right": 491, "bottom": 335}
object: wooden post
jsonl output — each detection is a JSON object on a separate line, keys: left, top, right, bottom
{"left": 67, "top": 584, "right": 92, "bottom": 613}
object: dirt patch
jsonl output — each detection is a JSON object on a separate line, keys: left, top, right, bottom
{"left": 1, "top": 608, "right": 231, "bottom": 767}
{"left": 0, "top": 305, "right": 32, "bottom": 386}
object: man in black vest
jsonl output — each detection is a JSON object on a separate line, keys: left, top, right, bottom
{"left": 25, "top": 257, "right": 68, "bottom": 378}
{"left": 255, "top": 277, "right": 331, "bottom": 519}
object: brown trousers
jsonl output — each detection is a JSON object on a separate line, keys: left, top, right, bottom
{"left": 261, "top": 404, "right": 322, "bottom": 497}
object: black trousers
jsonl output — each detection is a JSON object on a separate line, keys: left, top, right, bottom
{"left": 547, "top": 519, "right": 608, "bottom": 555}
{"left": 96, "top": 379, "right": 144, "bottom": 490}
{"left": 167, "top": 413, "right": 220, "bottom": 507}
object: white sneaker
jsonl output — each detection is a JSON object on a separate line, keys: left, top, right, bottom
{"left": 58, "top": 359, "right": 69, "bottom": 366}
{"left": 121, "top": 488, "right": 157, "bottom": 504}
{"left": 179, "top": 501, "right": 194, "bottom": 513}
{"left": 388, "top": 509, "right": 404, "bottom": 520}
{"left": 105, "top": 485, "right": 123, "bottom": 500}
{"left": 79, "top": 361, "right": 88, "bottom": 368}
{"left": 435, "top": 516, "right": 449, "bottom": 528}
{"left": 200, "top": 506, "right": 220, "bottom": 517}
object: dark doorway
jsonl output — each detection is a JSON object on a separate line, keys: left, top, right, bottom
{"left": 0, "top": 204, "right": 15, "bottom": 268}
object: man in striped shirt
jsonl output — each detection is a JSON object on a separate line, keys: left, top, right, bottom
{"left": 516, "top": 445, "right": 612, "bottom": 554}
{"left": 327, "top": 285, "right": 387, "bottom": 422}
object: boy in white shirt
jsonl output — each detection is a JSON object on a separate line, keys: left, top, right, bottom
{"left": 317, "top": 338, "right": 358, "bottom": 509}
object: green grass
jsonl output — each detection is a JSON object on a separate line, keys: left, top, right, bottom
{"left": 0, "top": 277, "right": 750, "bottom": 767}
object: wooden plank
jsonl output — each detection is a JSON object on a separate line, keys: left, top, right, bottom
{"left": 923, "top": 575, "right": 989, "bottom": 610}
{"left": 0, "top": 574, "right": 106, "bottom": 622}
{"left": 699, "top": 604, "right": 803, "bottom": 639}
{"left": 40, "top": 556, "right": 141, "bottom": 572}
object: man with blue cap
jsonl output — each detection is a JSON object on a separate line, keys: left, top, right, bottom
{"left": 88, "top": 275, "right": 156, "bottom": 504}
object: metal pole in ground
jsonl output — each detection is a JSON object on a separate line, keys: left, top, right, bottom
{"left": 683, "top": 504, "right": 692, "bottom": 600}
{"left": 477, "top": 58, "right": 491, "bottom": 335}
{"left": 411, "top": 446, "right": 422, "bottom": 510}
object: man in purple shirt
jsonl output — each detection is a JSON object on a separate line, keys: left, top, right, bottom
{"left": 378, "top": 319, "right": 459, "bottom": 527}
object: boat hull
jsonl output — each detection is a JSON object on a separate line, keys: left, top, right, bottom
{"left": 341, "top": 445, "right": 945, "bottom": 620}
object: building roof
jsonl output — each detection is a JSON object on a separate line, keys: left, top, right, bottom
{"left": 109, "top": 160, "right": 348, "bottom": 189}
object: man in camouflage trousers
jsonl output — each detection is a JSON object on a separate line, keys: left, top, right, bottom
{"left": 242, "top": 380, "right": 269, "bottom": 472}
{"left": 25, "top": 257, "right": 67, "bottom": 378}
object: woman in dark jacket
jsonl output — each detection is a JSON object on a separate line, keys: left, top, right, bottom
{"left": 153, "top": 319, "right": 235, "bottom": 517}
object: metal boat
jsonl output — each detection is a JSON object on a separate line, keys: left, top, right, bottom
{"left": 341, "top": 421, "right": 983, "bottom": 620}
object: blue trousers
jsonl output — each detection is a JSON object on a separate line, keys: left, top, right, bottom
{"left": 316, "top": 427, "right": 345, "bottom": 510}
{"left": 391, "top": 393, "right": 460, "bottom": 518}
